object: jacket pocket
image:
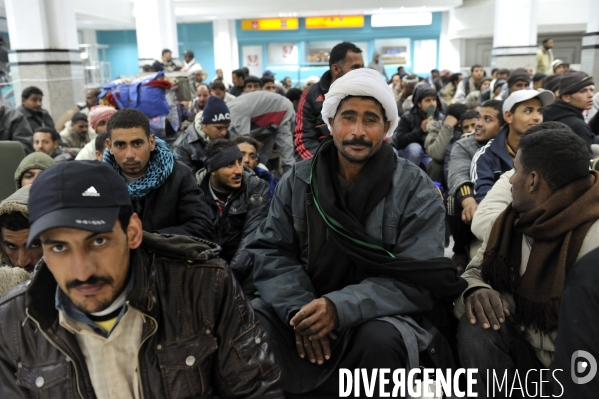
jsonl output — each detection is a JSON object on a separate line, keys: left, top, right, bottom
{"left": 17, "top": 360, "right": 75, "bottom": 399}
{"left": 232, "top": 325, "right": 279, "bottom": 382}
{"left": 381, "top": 215, "right": 400, "bottom": 246}
{"left": 366, "top": 214, "right": 400, "bottom": 247}
{"left": 292, "top": 215, "right": 307, "bottom": 234}
{"left": 157, "top": 334, "right": 218, "bottom": 399}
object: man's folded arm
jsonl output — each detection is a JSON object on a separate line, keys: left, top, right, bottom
{"left": 248, "top": 173, "right": 317, "bottom": 324}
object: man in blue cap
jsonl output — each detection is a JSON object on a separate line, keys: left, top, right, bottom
{"left": 0, "top": 161, "right": 283, "bottom": 398}
{"left": 173, "top": 95, "right": 231, "bottom": 174}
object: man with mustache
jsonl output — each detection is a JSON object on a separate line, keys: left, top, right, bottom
{"left": 0, "top": 161, "right": 284, "bottom": 397}
{"left": 195, "top": 139, "right": 270, "bottom": 294}
{"left": 471, "top": 89, "right": 554, "bottom": 203}
{"left": 248, "top": 68, "right": 466, "bottom": 397}
{"left": 103, "top": 108, "right": 214, "bottom": 240}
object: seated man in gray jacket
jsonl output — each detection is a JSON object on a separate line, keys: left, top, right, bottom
{"left": 247, "top": 68, "right": 466, "bottom": 397}
{"left": 446, "top": 100, "right": 503, "bottom": 268}
{"left": 424, "top": 103, "right": 468, "bottom": 185}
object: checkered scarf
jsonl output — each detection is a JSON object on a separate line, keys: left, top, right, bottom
{"left": 103, "top": 137, "right": 175, "bottom": 207}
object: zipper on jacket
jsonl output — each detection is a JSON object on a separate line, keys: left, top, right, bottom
{"left": 25, "top": 308, "right": 85, "bottom": 399}
{"left": 127, "top": 303, "right": 158, "bottom": 399}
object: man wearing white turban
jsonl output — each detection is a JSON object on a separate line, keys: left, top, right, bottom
{"left": 248, "top": 68, "right": 466, "bottom": 397}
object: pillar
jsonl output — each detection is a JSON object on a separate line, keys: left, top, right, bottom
{"left": 5, "top": 0, "right": 85, "bottom": 120}
{"left": 490, "top": 0, "right": 539, "bottom": 69}
{"left": 438, "top": 10, "right": 461, "bottom": 72}
{"left": 213, "top": 19, "right": 239, "bottom": 80}
{"left": 581, "top": 0, "right": 599, "bottom": 79}
{"left": 132, "top": 0, "right": 179, "bottom": 70}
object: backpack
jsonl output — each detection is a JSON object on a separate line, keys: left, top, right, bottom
{"left": 99, "top": 72, "right": 171, "bottom": 118}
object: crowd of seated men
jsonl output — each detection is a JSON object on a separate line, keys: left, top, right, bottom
{"left": 0, "top": 40, "right": 598, "bottom": 398}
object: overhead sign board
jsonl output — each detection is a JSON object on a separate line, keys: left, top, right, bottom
{"left": 305, "top": 16, "right": 364, "bottom": 29}
{"left": 241, "top": 18, "right": 299, "bottom": 30}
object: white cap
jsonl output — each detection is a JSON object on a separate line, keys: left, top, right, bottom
{"left": 503, "top": 89, "right": 555, "bottom": 114}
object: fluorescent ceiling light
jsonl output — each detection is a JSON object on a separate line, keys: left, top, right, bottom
{"left": 371, "top": 12, "right": 432, "bottom": 27}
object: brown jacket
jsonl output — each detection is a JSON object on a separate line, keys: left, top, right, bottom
{"left": 0, "top": 233, "right": 283, "bottom": 398}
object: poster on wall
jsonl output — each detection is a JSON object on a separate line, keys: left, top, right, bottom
{"left": 242, "top": 45, "right": 263, "bottom": 76}
{"left": 267, "top": 43, "right": 299, "bottom": 65}
{"left": 374, "top": 38, "right": 411, "bottom": 65}
{"left": 305, "top": 41, "right": 368, "bottom": 64}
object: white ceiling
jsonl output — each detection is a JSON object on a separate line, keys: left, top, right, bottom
{"left": 1, "top": 0, "right": 460, "bottom": 31}
{"left": 0, "top": 0, "right": 589, "bottom": 34}
{"left": 174, "top": 0, "right": 462, "bottom": 23}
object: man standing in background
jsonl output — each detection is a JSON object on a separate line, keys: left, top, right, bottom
{"left": 295, "top": 42, "right": 364, "bottom": 159}
{"left": 367, "top": 51, "right": 388, "bottom": 81}
{"left": 537, "top": 38, "right": 554, "bottom": 74}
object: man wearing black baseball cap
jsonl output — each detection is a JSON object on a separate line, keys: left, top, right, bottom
{"left": 0, "top": 161, "right": 283, "bottom": 397}
{"left": 543, "top": 71, "right": 596, "bottom": 153}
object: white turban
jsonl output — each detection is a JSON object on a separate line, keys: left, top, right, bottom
{"left": 321, "top": 68, "right": 399, "bottom": 136}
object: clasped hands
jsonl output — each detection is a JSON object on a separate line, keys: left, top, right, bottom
{"left": 289, "top": 297, "right": 339, "bottom": 365}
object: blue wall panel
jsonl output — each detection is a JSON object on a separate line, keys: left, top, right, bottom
{"left": 96, "top": 30, "right": 139, "bottom": 79}
{"left": 97, "top": 23, "right": 216, "bottom": 81}
{"left": 177, "top": 23, "right": 216, "bottom": 82}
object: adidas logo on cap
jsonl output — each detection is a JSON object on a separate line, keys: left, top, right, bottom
{"left": 82, "top": 186, "right": 100, "bottom": 197}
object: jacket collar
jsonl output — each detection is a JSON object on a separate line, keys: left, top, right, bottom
{"left": 185, "top": 122, "right": 208, "bottom": 145}
{"left": 17, "top": 105, "right": 34, "bottom": 118}
{"left": 488, "top": 127, "right": 514, "bottom": 167}
{"left": 25, "top": 247, "right": 157, "bottom": 332}
{"left": 319, "top": 70, "right": 333, "bottom": 93}
{"left": 196, "top": 166, "right": 255, "bottom": 199}
{"left": 295, "top": 158, "right": 313, "bottom": 184}
{"left": 18, "top": 105, "right": 47, "bottom": 118}
{"left": 550, "top": 101, "right": 585, "bottom": 120}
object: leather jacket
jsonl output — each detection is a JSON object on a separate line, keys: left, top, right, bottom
{"left": 136, "top": 161, "right": 216, "bottom": 241}
{"left": 196, "top": 167, "right": 271, "bottom": 286}
{"left": 172, "top": 123, "right": 210, "bottom": 175}
{"left": 0, "top": 233, "right": 284, "bottom": 398}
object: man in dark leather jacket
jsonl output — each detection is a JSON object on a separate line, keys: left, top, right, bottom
{"left": 104, "top": 108, "right": 214, "bottom": 240}
{"left": 0, "top": 161, "right": 283, "bottom": 398}
{"left": 196, "top": 139, "right": 270, "bottom": 294}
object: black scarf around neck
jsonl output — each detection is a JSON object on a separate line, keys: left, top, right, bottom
{"left": 309, "top": 137, "right": 466, "bottom": 300}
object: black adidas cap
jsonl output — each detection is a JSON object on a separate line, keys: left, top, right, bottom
{"left": 27, "top": 161, "right": 132, "bottom": 246}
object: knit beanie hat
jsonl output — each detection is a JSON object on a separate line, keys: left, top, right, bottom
{"left": 543, "top": 74, "right": 562, "bottom": 93}
{"left": 201, "top": 96, "right": 231, "bottom": 125}
{"left": 13, "top": 152, "right": 55, "bottom": 189}
{"left": 402, "top": 73, "right": 419, "bottom": 88}
{"left": 507, "top": 68, "right": 531, "bottom": 88}
{"left": 559, "top": 71, "right": 594, "bottom": 97}
{"left": 552, "top": 59, "right": 566, "bottom": 72}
